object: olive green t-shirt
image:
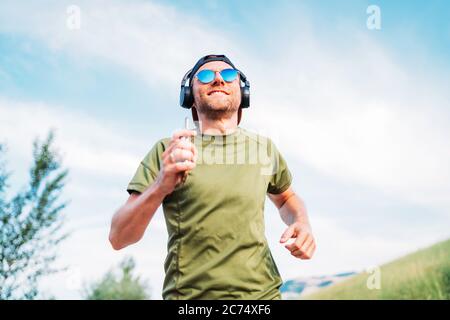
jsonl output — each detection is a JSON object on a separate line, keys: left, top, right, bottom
{"left": 127, "top": 127, "right": 292, "bottom": 300}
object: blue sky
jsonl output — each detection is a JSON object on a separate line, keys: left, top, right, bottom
{"left": 0, "top": 0, "right": 449, "bottom": 299}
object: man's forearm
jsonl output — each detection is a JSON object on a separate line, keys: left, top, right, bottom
{"left": 278, "top": 193, "right": 316, "bottom": 260}
{"left": 279, "top": 194, "right": 311, "bottom": 229}
{"left": 109, "top": 182, "right": 167, "bottom": 250}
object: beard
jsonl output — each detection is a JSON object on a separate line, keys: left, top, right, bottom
{"left": 194, "top": 97, "right": 240, "bottom": 121}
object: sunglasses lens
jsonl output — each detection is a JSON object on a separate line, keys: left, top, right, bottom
{"left": 196, "top": 70, "right": 215, "bottom": 83}
{"left": 220, "top": 69, "right": 238, "bottom": 82}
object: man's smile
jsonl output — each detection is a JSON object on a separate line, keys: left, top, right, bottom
{"left": 207, "top": 89, "right": 229, "bottom": 96}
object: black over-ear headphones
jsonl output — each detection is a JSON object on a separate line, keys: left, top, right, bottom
{"left": 179, "top": 54, "right": 250, "bottom": 109}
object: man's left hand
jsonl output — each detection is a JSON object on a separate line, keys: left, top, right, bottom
{"left": 280, "top": 223, "right": 316, "bottom": 259}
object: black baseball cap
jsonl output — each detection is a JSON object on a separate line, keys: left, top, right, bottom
{"left": 188, "top": 54, "right": 237, "bottom": 84}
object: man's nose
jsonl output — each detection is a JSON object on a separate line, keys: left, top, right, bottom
{"left": 211, "top": 71, "right": 225, "bottom": 85}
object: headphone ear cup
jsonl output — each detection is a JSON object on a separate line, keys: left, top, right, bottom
{"left": 240, "top": 85, "right": 250, "bottom": 108}
{"left": 180, "top": 85, "right": 193, "bottom": 108}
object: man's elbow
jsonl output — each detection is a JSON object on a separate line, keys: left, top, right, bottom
{"left": 109, "top": 231, "right": 126, "bottom": 251}
{"left": 109, "top": 229, "right": 143, "bottom": 250}
{"left": 275, "top": 190, "right": 296, "bottom": 209}
{"left": 109, "top": 209, "right": 127, "bottom": 250}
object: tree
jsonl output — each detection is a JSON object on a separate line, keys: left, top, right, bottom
{"left": 84, "top": 257, "right": 150, "bottom": 300}
{"left": 0, "top": 131, "right": 69, "bottom": 299}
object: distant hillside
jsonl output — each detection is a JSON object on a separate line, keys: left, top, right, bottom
{"left": 280, "top": 271, "right": 357, "bottom": 299}
{"left": 301, "top": 238, "right": 450, "bottom": 300}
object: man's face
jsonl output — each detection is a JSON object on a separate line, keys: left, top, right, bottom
{"left": 192, "top": 61, "right": 241, "bottom": 121}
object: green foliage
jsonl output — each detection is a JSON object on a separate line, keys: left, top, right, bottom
{"left": 0, "top": 131, "right": 69, "bottom": 299}
{"left": 84, "top": 256, "right": 150, "bottom": 300}
{"left": 305, "top": 238, "right": 450, "bottom": 300}
{"left": 439, "top": 263, "right": 450, "bottom": 299}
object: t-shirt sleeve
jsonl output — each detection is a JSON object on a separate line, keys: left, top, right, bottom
{"left": 266, "top": 139, "right": 293, "bottom": 194}
{"left": 126, "top": 139, "right": 167, "bottom": 194}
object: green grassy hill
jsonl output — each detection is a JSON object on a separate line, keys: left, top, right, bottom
{"left": 304, "top": 238, "right": 450, "bottom": 300}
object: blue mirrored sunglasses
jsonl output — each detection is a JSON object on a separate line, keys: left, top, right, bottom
{"left": 196, "top": 68, "right": 239, "bottom": 84}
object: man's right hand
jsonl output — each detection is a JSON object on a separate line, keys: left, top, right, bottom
{"left": 156, "top": 129, "right": 198, "bottom": 196}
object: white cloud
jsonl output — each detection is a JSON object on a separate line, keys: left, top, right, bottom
{"left": 245, "top": 30, "right": 450, "bottom": 211}
{"left": 0, "top": 0, "right": 242, "bottom": 86}
{"left": 0, "top": 97, "right": 144, "bottom": 178}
